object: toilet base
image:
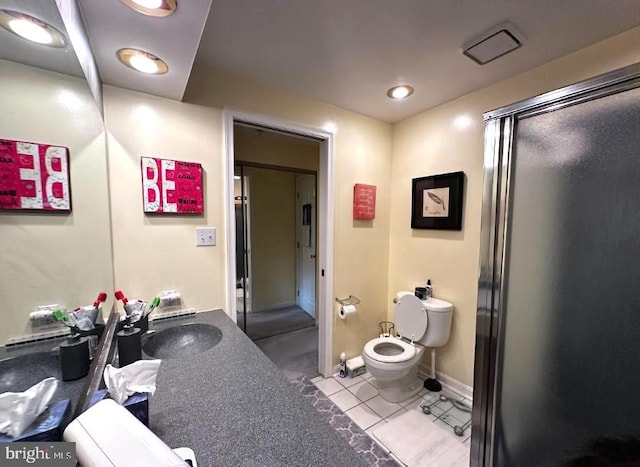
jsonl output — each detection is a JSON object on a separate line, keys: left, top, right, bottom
{"left": 375, "top": 370, "right": 424, "bottom": 403}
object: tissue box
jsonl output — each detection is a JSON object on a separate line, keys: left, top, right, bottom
{"left": 347, "top": 356, "right": 366, "bottom": 377}
{"left": 89, "top": 390, "right": 149, "bottom": 426}
{"left": 0, "top": 399, "right": 71, "bottom": 442}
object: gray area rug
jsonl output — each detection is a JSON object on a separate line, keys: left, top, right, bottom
{"left": 291, "top": 376, "right": 400, "bottom": 467}
{"left": 238, "top": 305, "right": 315, "bottom": 341}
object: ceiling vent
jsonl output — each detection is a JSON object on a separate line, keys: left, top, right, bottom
{"left": 462, "top": 22, "right": 524, "bottom": 65}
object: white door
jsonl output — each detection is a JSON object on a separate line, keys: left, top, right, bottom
{"left": 296, "top": 174, "right": 316, "bottom": 318}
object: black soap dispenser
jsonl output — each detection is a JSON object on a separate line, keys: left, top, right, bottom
{"left": 117, "top": 322, "right": 142, "bottom": 367}
{"left": 59, "top": 333, "right": 90, "bottom": 381}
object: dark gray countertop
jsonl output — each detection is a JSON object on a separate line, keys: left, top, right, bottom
{"left": 0, "top": 335, "right": 87, "bottom": 409}
{"left": 145, "top": 310, "right": 367, "bottom": 467}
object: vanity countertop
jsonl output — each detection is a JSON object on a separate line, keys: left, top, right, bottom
{"left": 146, "top": 310, "right": 367, "bottom": 467}
{"left": 0, "top": 335, "right": 87, "bottom": 409}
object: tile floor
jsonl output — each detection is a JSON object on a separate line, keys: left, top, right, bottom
{"left": 291, "top": 376, "right": 400, "bottom": 467}
{"left": 311, "top": 372, "right": 471, "bottom": 466}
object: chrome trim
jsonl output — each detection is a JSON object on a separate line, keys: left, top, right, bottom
{"left": 517, "top": 79, "right": 640, "bottom": 120}
{"left": 486, "top": 116, "right": 515, "bottom": 466}
{"left": 471, "top": 118, "right": 501, "bottom": 466}
{"left": 484, "top": 62, "right": 640, "bottom": 121}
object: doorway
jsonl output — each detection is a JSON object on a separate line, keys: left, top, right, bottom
{"left": 224, "top": 110, "right": 335, "bottom": 378}
{"left": 235, "top": 163, "right": 317, "bottom": 341}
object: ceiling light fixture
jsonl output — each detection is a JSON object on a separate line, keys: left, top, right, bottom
{"left": 387, "top": 85, "right": 414, "bottom": 100}
{"left": 117, "top": 48, "right": 168, "bottom": 75}
{"left": 0, "top": 10, "right": 66, "bottom": 47}
{"left": 119, "top": 0, "right": 177, "bottom": 17}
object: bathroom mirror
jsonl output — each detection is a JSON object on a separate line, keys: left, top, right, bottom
{"left": 0, "top": 0, "right": 113, "bottom": 345}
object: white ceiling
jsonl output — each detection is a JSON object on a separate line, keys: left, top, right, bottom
{"left": 197, "top": 0, "right": 640, "bottom": 122}
{"left": 0, "top": 0, "right": 83, "bottom": 78}
{"left": 11, "top": 0, "right": 639, "bottom": 123}
{"left": 77, "top": 0, "right": 212, "bottom": 100}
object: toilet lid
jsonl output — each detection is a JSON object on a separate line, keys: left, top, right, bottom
{"left": 395, "top": 294, "right": 428, "bottom": 341}
{"left": 364, "top": 337, "right": 416, "bottom": 363}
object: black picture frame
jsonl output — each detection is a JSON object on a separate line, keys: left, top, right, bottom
{"left": 411, "top": 171, "right": 464, "bottom": 230}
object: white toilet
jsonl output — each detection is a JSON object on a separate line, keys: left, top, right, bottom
{"left": 362, "top": 291, "right": 453, "bottom": 403}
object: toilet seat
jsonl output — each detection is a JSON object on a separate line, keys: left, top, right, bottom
{"left": 364, "top": 337, "right": 416, "bottom": 363}
{"left": 395, "top": 294, "right": 428, "bottom": 342}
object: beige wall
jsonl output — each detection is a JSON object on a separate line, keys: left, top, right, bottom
{"left": 103, "top": 85, "right": 226, "bottom": 313}
{"left": 0, "top": 60, "right": 113, "bottom": 343}
{"left": 389, "top": 26, "right": 640, "bottom": 386}
{"left": 103, "top": 76, "right": 393, "bottom": 363}
{"left": 245, "top": 167, "right": 297, "bottom": 311}
{"left": 234, "top": 125, "right": 319, "bottom": 171}
{"left": 184, "top": 66, "right": 394, "bottom": 361}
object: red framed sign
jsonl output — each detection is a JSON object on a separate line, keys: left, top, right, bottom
{"left": 141, "top": 157, "right": 204, "bottom": 214}
{"left": 0, "top": 138, "right": 71, "bottom": 211}
{"left": 353, "top": 183, "right": 376, "bottom": 220}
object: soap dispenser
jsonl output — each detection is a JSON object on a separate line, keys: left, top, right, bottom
{"left": 115, "top": 290, "right": 142, "bottom": 367}
{"left": 60, "top": 333, "right": 90, "bottom": 381}
{"left": 117, "top": 322, "right": 142, "bottom": 367}
{"left": 425, "top": 279, "right": 433, "bottom": 299}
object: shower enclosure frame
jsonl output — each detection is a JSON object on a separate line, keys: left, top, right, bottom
{"left": 471, "top": 62, "right": 640, "bottom": 466}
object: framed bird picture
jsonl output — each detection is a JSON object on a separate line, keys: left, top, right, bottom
{"left": 411, "top": 171, "right": 464, "bottom": 230}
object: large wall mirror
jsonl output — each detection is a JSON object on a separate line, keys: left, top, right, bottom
{"left": 0, "top": 0, "right": 113, "bottom": 345}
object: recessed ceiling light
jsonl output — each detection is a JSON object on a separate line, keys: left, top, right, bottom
{"left": 119, "top": 0, "right": 177, "bottom": 17}
{"left": 387, "top": 85, "right": 414, "bottom": 100}
{"left": 117, "top": 48, "right": 168, "bottom": 75}
{"left": 0, "top": 10, "right": 66, "bottom": 47}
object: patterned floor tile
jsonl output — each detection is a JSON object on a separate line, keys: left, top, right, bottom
{"left": 292, "top": 375, "right": 400, "bottom": 467}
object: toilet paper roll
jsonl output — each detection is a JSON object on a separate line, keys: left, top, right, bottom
{"left": 339, "top": 304, "right": 357, "bottom": 319}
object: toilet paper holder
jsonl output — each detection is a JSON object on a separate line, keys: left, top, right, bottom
{"left": 335, "top": 295, "right": 361, "bottom": 306}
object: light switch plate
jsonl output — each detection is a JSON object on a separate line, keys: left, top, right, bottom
{"left": 196, "top": 227, "right": 216, "bottom": 246}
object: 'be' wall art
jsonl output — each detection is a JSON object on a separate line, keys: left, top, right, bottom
{"left": 141, "top": 157, "right": 204, "bottom": 214}
{"left": 0, "top": 138, "right": 71, "bottom": 211}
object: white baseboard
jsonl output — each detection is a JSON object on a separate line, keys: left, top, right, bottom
{"left": 418, "top": 364, "right": 473, "bottom": 402}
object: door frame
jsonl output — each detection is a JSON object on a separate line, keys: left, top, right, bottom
{"left": 472, "top": 62, "right": 640, "bottom": 466}
{"left": 223, "top": 109, "right": 335, "bottom": 377}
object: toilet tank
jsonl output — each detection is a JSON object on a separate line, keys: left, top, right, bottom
{"left": 394, "top": 292, "right": 453, "bottom": 347}
{"left": 418, "top": 297, "right": 453, "bottom": 347}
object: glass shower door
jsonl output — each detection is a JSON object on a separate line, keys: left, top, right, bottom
{"left": 475, "top": 66, "right": 640, "bottom": 466}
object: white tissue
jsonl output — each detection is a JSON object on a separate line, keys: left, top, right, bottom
{"left": 0, "top": 377, "right": 58, "bottom": 438}
{"left": 103, "top": 360, "right": 161, "bottom": 405}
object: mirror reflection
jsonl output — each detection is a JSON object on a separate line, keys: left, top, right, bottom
{"left": 0, "top": 2, "right": 112, "bottom": 361}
